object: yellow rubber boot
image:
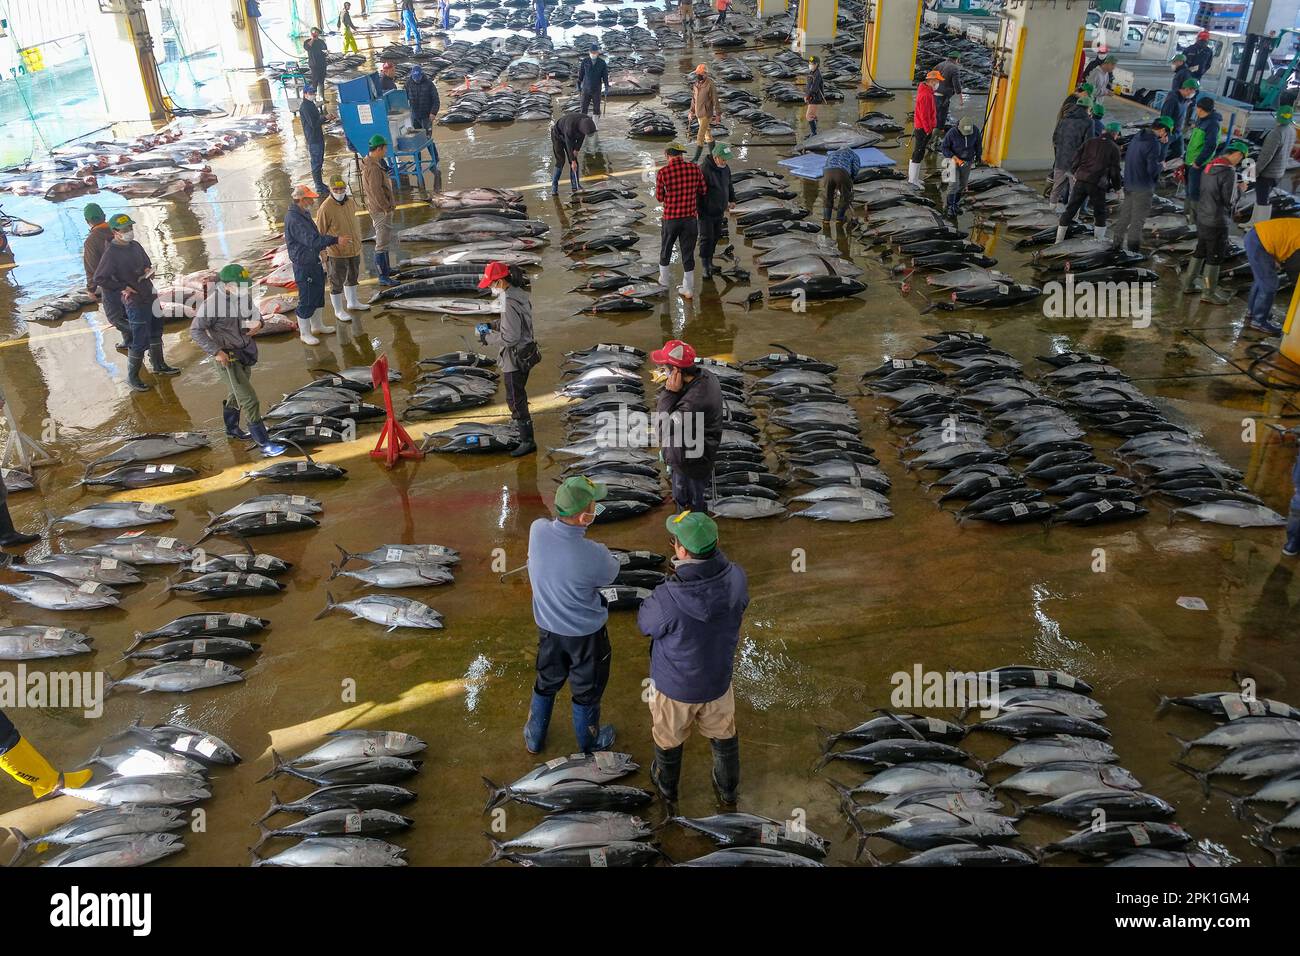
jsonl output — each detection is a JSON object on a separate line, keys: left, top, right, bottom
{"left": 0, "top": 737, "right": 90, "bottom": 798}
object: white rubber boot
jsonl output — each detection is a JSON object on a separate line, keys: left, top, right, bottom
{"left": 1055, "top": 225, "right": 1068, "bottom": 244}
{"left": 1250, "top": 203, "right": 1272, "bottom": 225}
{"left": 344, "top": 284, "right": 371, "bottom": 311}
{"left": 1093, "top": 225, "right": 1108, "bottom": 241}
{"left": 659, "top": 264, "right": 671, "bottom": 287}
{"left": 908, "top": 161, "right": 922, "bottom": 187}
{"left": 330, "top": 292, "right": 353, "bottom": 324}
{"left": 309, "top": 311, "right": 336, "bottom": 336}
{"left": 297, "top": 316, "right": 320, "bottom": 346}
{"left": 678, "top": 270, "right": 694, "bottom": 300}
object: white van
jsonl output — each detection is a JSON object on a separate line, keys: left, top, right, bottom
{"left": 1099, "top": 12, "right": 1153, "bottom": 55}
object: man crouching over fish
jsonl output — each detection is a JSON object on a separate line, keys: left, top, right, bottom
{"left": 637, "top": 511, "right": 748, "bottom": 807}
{"left": 524, "top": 477, "right": 620, "bottom": 754}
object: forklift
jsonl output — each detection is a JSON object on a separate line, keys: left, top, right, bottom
{"left": 1224, "top": 29, "right": 1300, "bottom": 110}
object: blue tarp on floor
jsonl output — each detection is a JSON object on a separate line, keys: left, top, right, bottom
{"left": 777, "top": 148, "right": 895, "bottom": 180}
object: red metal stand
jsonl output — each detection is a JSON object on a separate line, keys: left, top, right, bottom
{"left": 369, "top": 354, "right": 423, "bottom": 468}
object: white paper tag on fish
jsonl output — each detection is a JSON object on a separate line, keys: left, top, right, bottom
{"left": 204, "top": 658, "right": 224, "bottom": 671}
{"left": 254, "top": 555, "right": 275, "bottom": 569}
{"left": 99, "top": 558, "right": 119, "bottom": 570}
{"left": 174, "top": 734, "right": 195, "bottom": 752}
{"left": 1126, "top": 825, "right": 1151, "bottom": 846}
{"left": 385, "top": 548, "right": 404, "bottom": 563}
{"left": 344, "top": 812, "right": 363, "bottom": 833}
{"left": 1011, "top": 502, "right": 1028, "bottom": 517}
{"left": 157, "top": 537, "right": 177, "bottom": 549}
{"left": 193, "top": 640, "right": 207, "bottom": 654}
{"left": 1176, "top": 596, "right": 1208, "bottom": 611}
{"left": 545, "top": 756, "right": 568, "bottom": 769}
{"left": 587, "top": 847, "right": 608, "bottom": 867}
{"left": 195, "top": 738, "right": 217, "bottom": 757}
{"left": 77, "top": 581, "right": 100, "bottom": 593}
{"left": 230, "top": 613, "right": 251, "bottom": 626}
{"left": 290, "top": 496, "right": 307, "bottom": 506}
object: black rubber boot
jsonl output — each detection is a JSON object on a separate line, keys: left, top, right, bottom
{"left": 650, "top": 744, "right": 684, "bottom": 805}
{"left": 222, "top": 402, "right": 250, "bottom": 440}
{"left": 702, "top": 259, "right": 714, "bottom": 279}
{"left": 126, "top": 354, "right": 150, "bottom": 392}
{"left": 710, "top": 735, "right": 740, "bottom": 806}
{"left": 510, "top": 418, "right": 536, "bottom": 458}
{"left": 149, "top": 342, "right": 180, "bottom": 375}
{"left": 0, "top": 501, "right": 39, "bottom": 548}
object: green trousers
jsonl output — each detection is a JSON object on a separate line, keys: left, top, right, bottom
{"left": 222, "top": 361, "right": 262, "bottom": 425}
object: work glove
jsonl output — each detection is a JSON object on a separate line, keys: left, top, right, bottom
{"left": 475, "top": 323, "right": 491, "bottom": 343}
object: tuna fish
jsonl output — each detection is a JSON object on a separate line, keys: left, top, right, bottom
{"left": 483, "top": 752, "right": 639, "bottom": 811}
{"left": 315, "top": 593, "right": 444, "bottom": 632}
{"left": 107, "top": 659, "right": 244, "bottom": 694}
{"left": 0, "top": 626, "right": 94, "bottom": 660}
{"left": 251, "top": 836, "right": 407, "bottom": 867}
{"left": 259, "top": 784, "right": 417, "bottom": 821}
{"left": 49, "top": 501, "right": 175, "bottom": 529}
{"left": 40, "top": 832, "right": 185, "bottom": 868}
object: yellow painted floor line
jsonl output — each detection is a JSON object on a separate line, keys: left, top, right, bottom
{"left": 108, "top": 390, "right": 576, "bottom": 507}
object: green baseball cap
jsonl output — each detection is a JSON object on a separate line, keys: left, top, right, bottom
{"left": 219, "top": 263, "right": 252, "bottom": 284}
{"left": 1171, "top": 53, "right": 1187, "bottom": 63}
{"left": 1181, "top": 77, "right": 1201, "bottom": 90}
{"left": 84, "top": 202, "right": 105, "bottom": 224}
{"left": 108, "top": 213, "right": 134, "bottom": 230}
{"left": 555, "top": 476, "right": 607, "bottom": 517}
{"left": 666, "top": 509, "right": 718, "bottom": 555}
{"left": 1079, "top": 82, "right": 1094, "bottom": 94}
{"left": 1277, "top": 107, "right": 1294, "bottom": 124}
{"left": 665, "top": 142, "right": 686, "bottom": 155}
{"left": 1075, "top": 97, "right": 1092, "bottom": 111}
{"left": 711, "top": 142, "right": 732, "bottom": 159}
{"left": 1226, "top": 138, "right": 1251, "bottom": 155}
{"left": 1103, "top": 54, "right": 1118, "bottom": 64}
{"left": 1105, "top": 122, "right": 1122, "bottom": 134}
{"left": 1092, "top": 103, "right": 1105, "bottom": 117}
{"left": 369, "top": 134, "right": 388, "bottom": 149}
{"left": 1155, "top": 116, "right": 1175, "bottom": 131}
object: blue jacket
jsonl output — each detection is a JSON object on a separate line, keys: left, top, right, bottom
{"left": 824, "top": 148, "right": 861, "bottom": 177}
{"left": 941, "top": 126, "right": 980, "bottom": 163}
{"left": 298, "top": 98, "right": 325, "bottom": 145}
{"left": 1123, "top": 127, "right": 1164, "bottom": 191}
{"left": 1185, "top": 40, "right": 1214, "bottom": 79}
{"left": 637, "top": 550, "right": 748, "bottom": 704}
{"left": 527, "top": 518, "right": 620, "bottom": 637}
{"left": 1160, "top": 90, "right": 1191, "bottom": 131}
{"left": 578, "top": 55, "right": 609, "bottom": 95}
{"left": 284, "top": 202, "right": 337, "bottom": 270}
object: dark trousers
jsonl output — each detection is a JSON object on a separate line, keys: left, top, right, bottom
{"left": 936, "top": 93, "right": 952, "bottom": 131}
{"left": 698, "top": 214, "right": 724, "bottom": 264}
{"left": 1256, "top": 176, "right": 1277, "bottom": 206}
{"left": 671, "top": 467, "right": 711, "bottom": 512}
{"left": 534, "top": 625, "right": 611, "bottom": 706}
{"left": 307, "top": 139, "right": 325, "bottom": 189}
{"left": 124, "top": 295, "right": 162, "bottom": 359}
{"left": 911, "top": 129, "right": 931, "bottom": 162}
{"left": 660, "top": 217, "right": 698, "bottom": 270}
{"left": 1245, "top": 227, "right": 1280, "bottom": 326}
{"left": 822, "top": 167, "right": 853, "bottom": 220}
{"left": 580, "top": 90, "right": 603, "bottom": 116}
{"left": 310, "top": 68, "right": 326, "bottom": 98}
{"left": 1194, "top": 223, "right": 1228, "bottom": 264}
{"left": 101, "top": 288, "right": 131, "bottom": 348}
{"left": 1060, "top": 180, "right": 1107, "bottom": 227}
{"left": 504, "top": 368, "right": 531, "bottom": 421}
{"left": 946, "top": 161, "right": 972, "bottom": 212}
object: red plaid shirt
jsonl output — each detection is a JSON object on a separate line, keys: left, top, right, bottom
{"left": 655, "top": 156, "right": 707, "bottom": 220}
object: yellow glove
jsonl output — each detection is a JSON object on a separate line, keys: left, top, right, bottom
{"left": 0, "top": 736, "right": 92, "bottom": 798}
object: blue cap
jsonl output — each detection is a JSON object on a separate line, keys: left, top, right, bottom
{"left": 303, "top": 82, "right": 316, "bottom": 95}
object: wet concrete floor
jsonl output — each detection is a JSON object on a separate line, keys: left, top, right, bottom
{"left": 0, "top": 14, "right": 1298, "bottom": 867}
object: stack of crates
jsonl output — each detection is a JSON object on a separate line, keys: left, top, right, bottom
{"left": 1193, "top": 1, "right": 1248, "bottom": 33}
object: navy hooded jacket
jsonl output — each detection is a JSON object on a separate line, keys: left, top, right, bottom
{"left": 285, "top": 202, "right": 338, "bottom": 270}
{"left": 636, "top": 550, "right": 749, "bottom": 704}
{"left": 1122, "top": 127, "right": 1165, "bottom": 191}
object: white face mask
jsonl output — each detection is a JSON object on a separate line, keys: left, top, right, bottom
{"left": 115, "top": 229, "right": 133, "bottom": 243}
{"left": 331, "top": 190, "right": 346, "bottom": 201}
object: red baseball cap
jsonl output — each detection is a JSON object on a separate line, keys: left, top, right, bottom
{"left": 1197, "top": 29, "right": 1210, "bottom": 40}
{"left": 478, "top": 261, "right": 510, "bottom": 288}
{"left": 651, "top": 339, "right": 697, "bottom": 368}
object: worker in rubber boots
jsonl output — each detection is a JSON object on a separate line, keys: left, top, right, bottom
{"left": 524, "top": 477, "right": 621, "bottom": 755}
{"left": 1240, "top": 207, "right": 1300, "bottom": 336}
{"left": 1110, "top": 117, "right": 1171, "bottom": 254}
{"left": 0, "top": 709, "right": 91, "bottom": 798}
{"left": 82, "top": 202, "right": 129, "bottom": 354}
{"left": 361, "top": 135, "right": 399, "bottom": 287}
{"left": 638, "top": 511, "right": 748, "bottom": 808}
{"left": 285, "top": 185, "right": 348, "bottom": 345}
{"left": 189, "top": 264, "right": 288, "bottom": 458}
{"left": 93, "top": 213, "right": 178, "bottom": 391}
{"left": 653, "top": 339, "right": 723, "bottom": 513}
{"left": 314, "top": 175, "right": 370, "bottom": 323}
{"left": 1183, "top": 138, "right": 1250, "bottom": 304}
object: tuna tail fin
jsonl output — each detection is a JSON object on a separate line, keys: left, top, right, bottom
{"left": 334, "top": 543, "right": 357, "bottom": 568}
{"left": 257, "top": 791, "right": 286, "bottom": 824}
{"left": 8, "top": 826, "right": 39, "bottom": 862}
{"left": 313, "top": 592, "right": 338, "bottom": 622}
{"left": 1247, "top": 832, "right": 1285, "bottom": 866}
{"left": 1208, "top": 784, "right": 1251, "bottom": 820}
{"left": 123, "top": 632, "right": 148, "bottom": 657}
{"left": 327, "top": 562, "right": 342, "bottom": 582}
{"left": 252, "top": 821, "right": 272, "bottom": 851}
{"left": 1155, "top": 693, "right": 1173, "bottom": 717}
{"left": 1167, "top": 731, "right": 1195, "bottom": 758}
{"left": 811, "top": 751, "right": 836, "bottom": 774}
{"left": 107, "top": 715, "right": 144, "bottom": 743}
{"left": 815, "top": 725, "right": 840, "bottom": 754}
{"left": 256, "top": 749, "right": 287, "bottom": 784}
{"left": 1171, "top": 760, "right": 1212, "bottom": 798}
{"left": 482, "top": 835, "right": 506, "bottom": 865}
{"left": 823, "top": 778, "right": 860, "bottom": 821}
{"left": 481, "top": 777, "right": 510, "bottom": 813}
{"left": 248, "top": 847, "right": 264, "bottom": 866}
{"left": 73, "top": 745, "right": 103, "bottom": 771}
